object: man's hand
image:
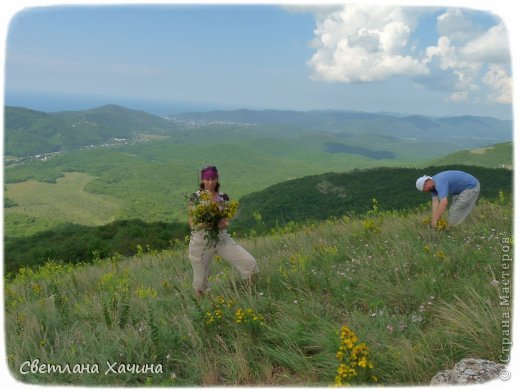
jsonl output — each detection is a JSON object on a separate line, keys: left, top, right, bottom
{"left": 432, "top": 218, "right": 448, "bottom": 231}
{"left": 431, "top": 197, "right": 448, "bottom": 227}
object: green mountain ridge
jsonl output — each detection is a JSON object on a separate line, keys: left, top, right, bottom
{"left": 172, "top": 108, "right": 512, "bottom": 142}
{"left": 5, "top": 105, "right": 512, "bottom": 158}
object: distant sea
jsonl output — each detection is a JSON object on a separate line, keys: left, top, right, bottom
{"left": 4, "top": 91, "right": 235, "bottom": 116}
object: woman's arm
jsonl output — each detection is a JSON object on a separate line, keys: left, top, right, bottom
{"left": 188, "top": 204, "right": 196, "bottom": 229}
{"left": 218, "top": 192, "right": 231, "bottom": 229}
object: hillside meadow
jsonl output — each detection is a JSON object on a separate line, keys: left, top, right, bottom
{"left": 4, "top": 172, "right": 121, "bottom": 236}
{"left": 5, "top": 199, "right": 511, "bottom": 386}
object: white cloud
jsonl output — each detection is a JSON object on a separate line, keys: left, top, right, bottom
{"left": 483, "top": 65, "right": 512, "bottom": 104}
{"left": 436, "top": 8, "right": 483, "bottom": 44}
{"left": 308, "top": 6, "right": 512, "bottom": 106}
{"left": 308, "top": 5, "right": 428, "bottom": 83}
{"left": 423, "top": 10, "right": 511, "bottom": 105}
{"left": 380, "top": 21, "right": 410, "bottom": 54}
{"left": 460, "top": 23, "right": 510, "bottom": 63}
{"left": 424, "top": 36, "right": 481, "bottom": 93}
{"left": 424, "top": 36, "right": 458, "bottom": 70}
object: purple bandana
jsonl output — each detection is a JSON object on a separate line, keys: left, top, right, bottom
{"left": 201, "top": 166, "right": 219, "bottom": 180}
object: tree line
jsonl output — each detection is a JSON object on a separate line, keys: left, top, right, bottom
{"left": 4, "top": 219, "right": 190, "bottom": 277}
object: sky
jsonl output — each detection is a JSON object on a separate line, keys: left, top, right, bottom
{"left": 1, "top": 1, "right": 517, "bottom": 120}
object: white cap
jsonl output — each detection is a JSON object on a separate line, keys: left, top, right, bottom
{"left": 416, "top": 175, "right": 432, "bottom": 191}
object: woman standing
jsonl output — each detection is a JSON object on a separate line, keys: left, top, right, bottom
{"left": 188, "top": 165, "right": 259, "bottom": 296}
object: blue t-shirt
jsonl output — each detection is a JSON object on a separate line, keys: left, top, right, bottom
{"left": 431, "top": 171, "right": 479, "bottom": 200}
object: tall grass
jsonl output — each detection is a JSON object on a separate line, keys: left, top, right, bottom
{"left": 4, "top": 200, "right": 511, "bottom": 385}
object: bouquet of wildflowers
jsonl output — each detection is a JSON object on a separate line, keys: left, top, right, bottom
{"left": 190, "top": 190, "right": 239, "bottom": 247}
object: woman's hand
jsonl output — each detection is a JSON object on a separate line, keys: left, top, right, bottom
{"left": 218, "top": 219, "right": 229, "bottom": 229}
{"left": 189, "top": 218, "right": 208, "bottom": 230}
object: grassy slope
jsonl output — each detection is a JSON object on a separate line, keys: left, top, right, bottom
{"left": 4, "top": 172, "right": 121, "bottom": 236}
{"left": 5, "top": 200, "right": 511, "bottom": 386}
{"left": 426, "top": 142, "right": 513, "bottom": 169}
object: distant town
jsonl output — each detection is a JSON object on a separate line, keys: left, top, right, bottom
{"left": 4, "top": 137, "right": 141, "bottom": 167}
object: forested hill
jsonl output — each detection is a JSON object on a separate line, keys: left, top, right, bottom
{"left": 232, "top": 164, "right": 512, "bottom": 232}
{"left": 4, "top": 105, "right": 177, "bottom": 156}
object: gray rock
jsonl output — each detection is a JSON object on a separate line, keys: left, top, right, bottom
{"left": 431, "top": 358, "right": 506, "bottom": 385}
{"left": 431, "top": 369, "right": 452, "bottom": 385}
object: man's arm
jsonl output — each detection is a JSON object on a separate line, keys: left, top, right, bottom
{"left": 431, "top": 196, "right": 439, "bottom": 218}
{"left": 431, "top": 197, "right": 448, "bottom": 227}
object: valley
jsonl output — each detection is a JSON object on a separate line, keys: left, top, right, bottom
{"left": 3, "top": 104, "right": 513, "bottom": 272}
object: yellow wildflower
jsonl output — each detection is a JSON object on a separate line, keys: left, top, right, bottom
{"left": 333, "top": 326, "right": 376, "bottom": 386}
{"left": 435, "top": 218, "right": 448, "bottom": 230}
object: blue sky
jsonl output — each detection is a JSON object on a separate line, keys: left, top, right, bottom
{"left": 2, "top": 1, "right": 515, "bottom": 119}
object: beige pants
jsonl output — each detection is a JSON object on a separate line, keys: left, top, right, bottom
{"left": 188, "top": 230, "right": 259, "bottom": 292}
{"left": 448, "top": 183, "right": 480, "bottom": 226}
